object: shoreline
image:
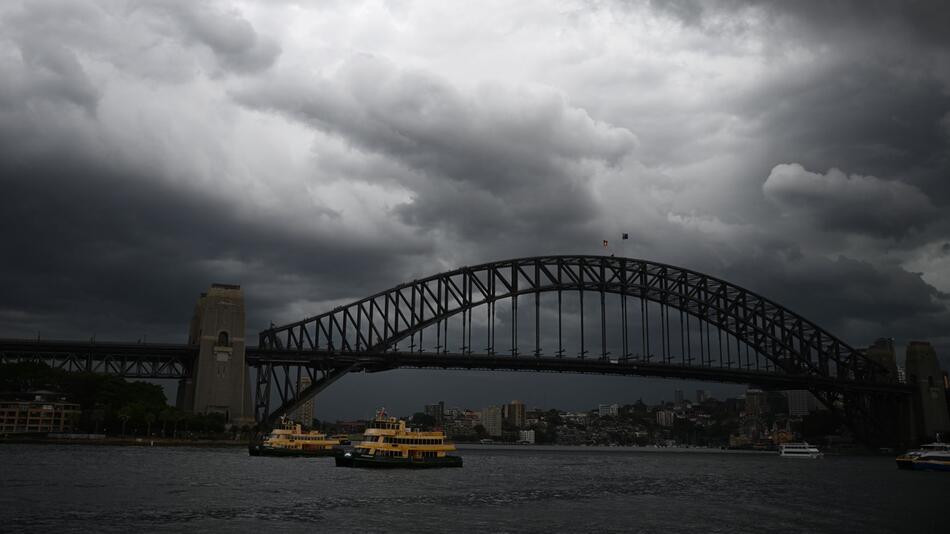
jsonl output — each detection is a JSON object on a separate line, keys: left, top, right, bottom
{"left": 0, "top": 436, "right": 248, "bottom": 448}
{"left": 1, "top": 438, "right": 874, "bottom": 456}
{"left": 455, "top": 443, "right": 776, "bottom": 454}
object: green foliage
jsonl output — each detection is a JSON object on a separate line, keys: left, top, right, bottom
{"left": 410, "top": 412, "right": 436, "bottom": 428}
{"left": 0, "top": 361, "right": 229, "bottom": 438}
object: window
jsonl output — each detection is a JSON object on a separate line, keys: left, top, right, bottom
{"left": 217, "top": 331, "right": 229, "bottom": 346}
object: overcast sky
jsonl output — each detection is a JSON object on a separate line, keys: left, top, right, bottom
{"left": 2, "top": 1, "right": 949, "bottom": 419}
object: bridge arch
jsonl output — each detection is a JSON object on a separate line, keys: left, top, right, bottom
{"left": 260, "top": 255, "right": 885, "bottom": 384}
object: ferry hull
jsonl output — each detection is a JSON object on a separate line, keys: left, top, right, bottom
{"left": 248, "top": 445, "right": 342, "bottom": 458}
{"left": 335, "top": 454, "right": 463, "bottom": 469}
{"left": 896, "top": 459, "right": 950, "bottom": 471}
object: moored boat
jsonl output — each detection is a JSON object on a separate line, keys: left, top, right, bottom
{"left": 335, "top": 408, "right": 462, "bottom": 469}
{"left": 248, "top": 419, "right": 343, "bottom": 457}
{"left": 896, "top": 441, "right": 950, "bottom": 471}
{"left": 778, "top": 442, "right": 822, "bottom": 458}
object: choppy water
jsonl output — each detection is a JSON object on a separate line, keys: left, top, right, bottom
{"left": 1, "top": 444, "right": 947, "bottom": 533}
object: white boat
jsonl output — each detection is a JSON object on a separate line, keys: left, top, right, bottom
{"left": 778, "top": 442, "right": 822, "bottom": 458}
{"left": 896, "top": 441, "right": 950, "bottom": 471}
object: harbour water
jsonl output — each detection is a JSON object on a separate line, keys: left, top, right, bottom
{"left": 1, "top": 444, "right": 948, "bottom": 533}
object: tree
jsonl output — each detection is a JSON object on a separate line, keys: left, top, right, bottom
{"left": 159, "top": 408, "right": 174, "bottom": 437}
{"left": 473, "top": 424, "right": 488, "bottom": 439}
{"left": 410, "top": 412, "right": 436, "bottom": 428}
{"left": 118, "top": 406, "right": 132, "bottom": 437}
{"left": 90, "top": 408, "right": 105, "bottom": 434}
{"left": 144, "top": 412, "right": 156, "bottom": 437}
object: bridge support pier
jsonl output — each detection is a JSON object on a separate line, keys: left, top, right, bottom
{"left": 905, "top": 342, "right": 950, "bottom": 441}
{"left": 176, "top": 284, "right": 252, "bottom": 425}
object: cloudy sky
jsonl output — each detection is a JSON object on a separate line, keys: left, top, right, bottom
{"left": 2, "top": 0, "right": 949, "bottom": 418}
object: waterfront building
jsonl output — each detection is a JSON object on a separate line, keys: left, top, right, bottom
{"left": 598, "top": 403, "right": 619, "bottom": 417}
{"left": 0, "top": 393, "right": 80, "bottom": 434}
{"left": 481, "top": 405, "right": 503, "bottom": 437}
{"left": 518, "top": 429, "right": 535, "bottom": 444}
{"left": 503, "top": 400, "right": 525, "bottom": 428}
{"left": 656, "top": 409, "right": 675, "bottom": 427}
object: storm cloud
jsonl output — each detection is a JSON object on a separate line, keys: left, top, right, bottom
{"left": 763, "top": 163, "right": 937, "bottom": 238}
{"left": 1, "top": 0, "right": 949, "bottom": 417}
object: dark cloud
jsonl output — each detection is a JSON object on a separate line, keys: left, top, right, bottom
{"left": 651, "top": 0, "right": 950, "bottom": 49}
{"left": 146, "top": 0, "right": 281, "bottom": 74}
{"left": 235, "top": 55, "right": 635, "bottom": 238}
{"left": 763, "top": 163, "right": 937, "bottom": 238}
{"left": 1, "top": 1, "right": 949, "bottom": 417}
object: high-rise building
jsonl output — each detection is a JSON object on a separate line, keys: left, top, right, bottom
{"left": 424, "top": 401, "right": 445, "bottom": 424}
{"left": 695, "top": 390, "right": 708, "bottom": 404}
{"left": 292, "top": 375, "right": 314, "bottom": 426}
{"left": 656, "top": 409, "right": 675, "bottom": 427}
{"left": 598, "top": 403, "right": 619, "bottom": 417}
{"left": 503, "top": 400, "right": 526, "bottom": 428}
{"left": 674, "top": 389, "right": 684, "bottom": 406}
{"left": 745, "top": 388, "right": 767, "bottom": 416}
{"left": 481, "top": 405, "right": 503, "bottom": 437}
{"left": 785, "top": 390, "right": 817, "bottom": 416}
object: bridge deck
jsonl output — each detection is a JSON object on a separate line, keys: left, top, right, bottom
{"left": 246, "top": 350, "right": 914, "bottom": 395}
{"left": 1, "top": 339, "right": 912, "bottom": 396}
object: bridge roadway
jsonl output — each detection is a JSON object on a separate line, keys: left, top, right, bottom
{"left": 0, "top": 338, "right": 196, "bottom": 379}
{"left": 246, "top": 350, "right": 914, "bottom": 395}
{"left": 1, "top": 338, "right": 912, "bottom": 396}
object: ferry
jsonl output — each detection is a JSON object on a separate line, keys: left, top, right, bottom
{"left": 248, "top": 419, "right": 343, "bottom": 457}
{"left": 896, "top": 441, "right": 950, "bottom": 471}
{"left": 778, "top": 442, "right": 823, "bottom": 458}
{"left": 335, "top": 408, "right": 463, "bottom": 469}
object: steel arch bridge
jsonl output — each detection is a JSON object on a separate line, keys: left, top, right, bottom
{"left": 253, "top": 255, "right": 911, "bottom": 445}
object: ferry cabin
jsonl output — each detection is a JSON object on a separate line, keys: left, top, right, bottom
{"left": 263, "top": 421, "right": 340, "bottom": 451}
{"left": 356, "top": 416, "right": 455, "bottom": 460}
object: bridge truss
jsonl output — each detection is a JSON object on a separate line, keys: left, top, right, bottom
{"left": 255, "top": 255, "right": 911, "bottom": 445}
{"left": 0, "top": 339, "right": 195, "bottom": 379}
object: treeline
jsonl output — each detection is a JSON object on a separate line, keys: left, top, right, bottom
{"left": 1, "top": 362, "right": 234, "bottom": 437}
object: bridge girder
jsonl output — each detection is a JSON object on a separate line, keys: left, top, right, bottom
{"left": 253, "top": 255, "right": 907, "bottom": 445}
{"left": 0, "top": 339, "right": 195, "bottom": 379}
{"left": 259, "top": 255, "right": 887, "bottom": 382}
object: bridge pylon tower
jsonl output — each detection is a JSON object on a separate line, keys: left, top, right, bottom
{"left": 176, "top": 283, "right": 252, "bottom": 425}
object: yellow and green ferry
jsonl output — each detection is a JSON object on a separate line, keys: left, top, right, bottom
{"left": 335, "top": 409, "right": 463, "bottom": 469}
{"left": 249, "top": 419, "right": 343, "bottom": 457}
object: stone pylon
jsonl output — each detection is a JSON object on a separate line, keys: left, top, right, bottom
{"left": 905, "top": 341, "right": 950, "bottom": 440}
{"left": 176, "top": 284, "right": 252, "bottom": 425}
